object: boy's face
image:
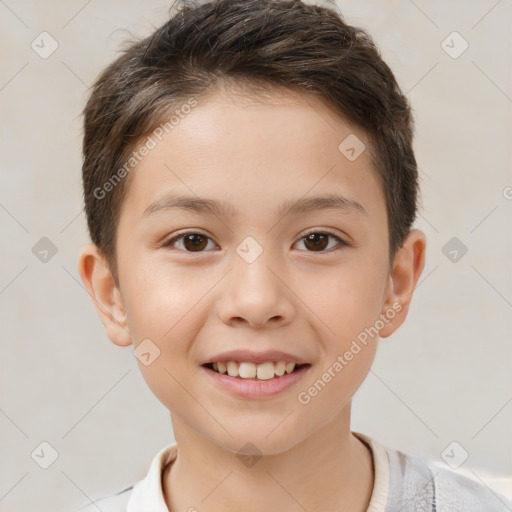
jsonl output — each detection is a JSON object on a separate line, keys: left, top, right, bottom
{"left": 79, "top": 89, "right": 425, "bottom": 454}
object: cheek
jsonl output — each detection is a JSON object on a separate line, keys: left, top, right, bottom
{"left": 128, "top": 304, "right": 203, "bottom": 413}
{"left": 121, "top": 265, "right": 211, "bottom": 399}
{"left": 122, "top": 256, "right": 204, "bottom": 338}
{"left": 295, "top": 266, "right": 383, "bottom": 415}
{"left": 307, "top": 259, "right": 386, "bottom": 340}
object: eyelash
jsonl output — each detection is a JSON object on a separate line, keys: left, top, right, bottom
{"left": 162, "top": 230, "right": 350, "bottom": 254}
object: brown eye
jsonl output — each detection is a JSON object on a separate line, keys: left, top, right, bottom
{"left": 182, "top": 234, "right": 208, "bottom": 251}
{"left": 164, "top": 232, "right": 215, "bottom": 252}
{"left": 296, "top": 231, "right": 348, "bottom": 253}
{"left": 303, "top": 233, "right": 329, "bottom": 251}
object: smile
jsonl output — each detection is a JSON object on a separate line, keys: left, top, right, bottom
{"left": 203, "top": 360, "right": 307, "bottom": 380}
{"left": 201, "top": 362, "right": 312, "bottom": 399}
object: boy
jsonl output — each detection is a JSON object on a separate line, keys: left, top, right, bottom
{"left": 77, "top": 0, "right": 510, "bottom": 510}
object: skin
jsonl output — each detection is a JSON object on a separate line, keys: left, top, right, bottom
{"left": 78, "top": 88, "right": 426, "bottom": 512}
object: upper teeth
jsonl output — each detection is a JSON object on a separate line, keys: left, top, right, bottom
{"left": 211, "top": 361, "right": 297, "bottom": 380}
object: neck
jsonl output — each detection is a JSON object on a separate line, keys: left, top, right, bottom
{"left": 163, "top": 408, "right": 374, "bottom": 512}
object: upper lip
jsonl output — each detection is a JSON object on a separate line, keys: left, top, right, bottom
{"left": 201, "top": 349, "right": 310, "bottom": 366}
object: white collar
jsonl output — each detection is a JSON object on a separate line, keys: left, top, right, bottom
{"left": 126, "top": 432, "right": 390, "bottom": 511}
{"left": 354, "top": 432, "right": 390, "bottom": 511}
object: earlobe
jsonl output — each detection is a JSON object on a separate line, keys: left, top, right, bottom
{"left": 379, "top": 229, "right": 427, "bottom": 338}
{"left": 77, "top": 243, "right": 132, "bottom": 347}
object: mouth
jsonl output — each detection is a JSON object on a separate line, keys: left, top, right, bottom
{"left": 200, "top": 360, "right": 312, "bottom": 399}
{"left": 201, "top": 361, "right": 311, "bottom": 381}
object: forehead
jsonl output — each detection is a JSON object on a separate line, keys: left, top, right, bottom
{"left": 121, "top": 89, "right": 385, "bottom": 224}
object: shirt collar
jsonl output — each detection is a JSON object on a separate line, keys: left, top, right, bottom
{"left": 126, "top": 432, "right": 390, "bottom": 511}
{"left": 127, "top": 441, "right": 178, "bottom": 512}
{"left": 353, "top": 431, "right": 390, "bottom": 511}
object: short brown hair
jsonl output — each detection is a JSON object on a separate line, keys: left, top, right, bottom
{"left": 82, "top": 0, "right": 419, "bottom": 286}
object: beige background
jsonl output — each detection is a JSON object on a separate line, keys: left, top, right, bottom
{"left": 0, "top": 0, "right": 511, "bottom": 510}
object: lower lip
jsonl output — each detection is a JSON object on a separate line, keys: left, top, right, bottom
{"left": 201, "top": 364, "right": 311, "bottom": 399}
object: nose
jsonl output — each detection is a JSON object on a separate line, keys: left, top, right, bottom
{"left": 216, "top": 247, "right": 295, "bottom": 329}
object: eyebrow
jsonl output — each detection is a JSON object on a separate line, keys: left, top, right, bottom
{"left": 142, "top": 193, "right": 367, "bottom": 220}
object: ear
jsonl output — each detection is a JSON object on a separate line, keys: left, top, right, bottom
{"left": 77, "top": 243, "right": 132, "bottom": 347}
{"left": 379, "top": 229, "right": 427, "bottom": 338}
